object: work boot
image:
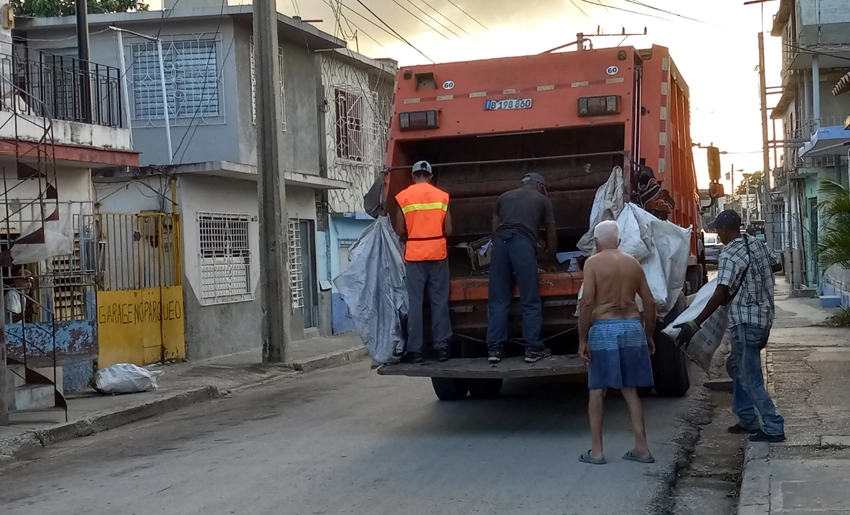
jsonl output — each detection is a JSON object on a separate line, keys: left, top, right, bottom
{"left": 488, "top": 349, "right": 503, "bottom": 363}
{"left": 727, "top": 423, "right": 760, "bottom": 435}
{"left": 524, "top": 347, "right": 551, "bottom": 363}
{"left": 749, "top": 430, "right": 786, "bottom": 443}
{"left": 435, "top": 348, "right": 449, "bottom": 362}
{"left": 402, "top": 352, "right": 424, "bottom": 364}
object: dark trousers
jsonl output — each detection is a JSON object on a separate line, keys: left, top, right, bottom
{"left": 486, "top": 230, "right": 542, "bottom": 351}
{"left": 405, "top": 259, "right": 452, "bottom": 354}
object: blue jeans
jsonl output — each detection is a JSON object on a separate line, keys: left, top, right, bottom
{"left": 726, "top": 323, "right": 785, "bottom": 435}
{"left": 486, "top": 230, "right": 542, "bottom": 351}
{"left": 405, "top": 259, "right": 452, "bottom": 354}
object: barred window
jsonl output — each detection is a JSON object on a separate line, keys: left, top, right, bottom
{"left": 334, "top": 88, "right": 364, "bottom": 162}
{"left": 249, "top": 38, "right": 286, "bottom": 129}
{"left": 198, "top": 212, "right": 252, "bottom": 304}
{"left": 132, "top": 39, "right": 220, "bottom": 120}
{"left": 288, "top": 219, "right": 303, "bottom": 310}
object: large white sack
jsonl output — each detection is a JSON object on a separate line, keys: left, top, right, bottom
{"left": 577, "top": 167, "right": 625, "bottom": 255}
{"left": 617, "top": 204, "right": 651, "bottom": 262}
{"left": 95, "top": 364, "right": 161, "bottom": 394}
{"left": 662, "top": 279, "right": 728, "bottom": 372}
{"left": 651, "top": 219, "right": 692, "bottom": 309}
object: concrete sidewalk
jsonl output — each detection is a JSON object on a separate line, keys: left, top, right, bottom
{"left": 0, "top": 334, "right": 367, "bottom": 458}
{"left": 738, "top": 282, "right": 850, "bottom": 514}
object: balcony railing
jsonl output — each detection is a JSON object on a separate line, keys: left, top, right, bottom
{"left": 0, "top": 50, "right": 122, "bottom": 128}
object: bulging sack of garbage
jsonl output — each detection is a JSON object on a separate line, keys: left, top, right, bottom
{"left": 95, "top": 364, "right": 162, "bottom": 394}
{"left": 662, "top": 279, "right": 728, "bottom": 373}
{"left": 334, "top": 216, "right": 408, "bottom": 364}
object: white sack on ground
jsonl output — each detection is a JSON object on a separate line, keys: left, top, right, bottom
{"left": 334, "top": 216, "right": 408, "bottom": 364}
{"left": 95, "top": 364, "right": 161, "bottom": 394}
{"left": 662, "top": 279, "right": 728, "bottom": 373}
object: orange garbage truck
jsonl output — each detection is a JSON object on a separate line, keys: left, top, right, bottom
{"left": 376, "top": 45, "right": 710, "bottom": 401}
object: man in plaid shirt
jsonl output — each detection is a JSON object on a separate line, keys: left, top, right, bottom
{"left": 675, "top": 210, "right": 785, "bottom": 443}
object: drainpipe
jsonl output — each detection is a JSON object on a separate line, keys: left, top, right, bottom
{"left": 812, "top": 54, "right": 820, "bottom": 132}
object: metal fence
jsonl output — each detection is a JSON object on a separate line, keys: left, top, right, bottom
{"left": 98, "top": 212, "right": 181, "bottom": 292}
{"left": 0, "top": 50, "right": 122, "bottom": 128}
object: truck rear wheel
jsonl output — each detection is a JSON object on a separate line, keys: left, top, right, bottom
{"left": 467, "top": 378, "right": 503, "bottom": 399}
{"left": 431, "top": 378, "right": 469, "bottom": 401}
{"left": 651, "top": 292, "right": 690, "bottom": 397}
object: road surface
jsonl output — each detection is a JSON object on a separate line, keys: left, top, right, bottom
{"left": 1, "top": 363, "right": 704, "bottom": 515}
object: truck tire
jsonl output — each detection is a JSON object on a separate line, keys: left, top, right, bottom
{"left": 467, "top": 378, "right": 503, "bottom": 399}
{"left": 431, "top": 378, "right": 468, "bottom": 401}
{"left": 651, "top": 292, "right": 690, "bottom": 397}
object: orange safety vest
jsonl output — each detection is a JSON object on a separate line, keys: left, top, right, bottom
{"left": 395, "top": 182, "right": 450, "bottom": 262}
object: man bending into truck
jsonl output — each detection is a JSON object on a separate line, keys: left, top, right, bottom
{"left": 486, "top": 172, "right": 557, "bottom": 364}
{"left": 394, "top": 160, "right": 453, "bottom": 363}
{"left": 578, "top": 220, "right": 656, "bottom": 465}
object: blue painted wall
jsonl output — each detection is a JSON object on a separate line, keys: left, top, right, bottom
{"left": 328, "top": 213, "right": 374, "bottom": 334}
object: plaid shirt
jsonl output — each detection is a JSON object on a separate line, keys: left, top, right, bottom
{"left": 717, "top": 234, "right": 779, "bottom": 329}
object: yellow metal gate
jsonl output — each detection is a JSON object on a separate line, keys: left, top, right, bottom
{"left": 96, "top": 212, "right": 185, "bottom": 367}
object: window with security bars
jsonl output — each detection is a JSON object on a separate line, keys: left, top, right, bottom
{"left": 132, "top": 39, "right": 220, "bottom": 120}
{"left": 334, "top": 88, "right": 364, "bottom": 162}
{"left": 249, "top": 38, "right": 286, "bottom": 129}
{"left": 198, "top": 212, "right": 252, "bottom": 304}
{"left": 288, "top": 219, "right": 303, "bottom": 310}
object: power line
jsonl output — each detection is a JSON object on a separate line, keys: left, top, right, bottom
{"left": 353, "top": 0, "right": 435, "bottom": 63}
{"left": 446, "top": 0, "right": 490, "bottom": 31}
{"left": 577, "top": 0, "right": 670, "bottom": 21}
{"left": 570, "top": 0, "right": 590, "bottom": 18}
{"left": 405, "top": 0, "right": 463, "bottom": 39}
{"left": 323, "top": 0, "right": 410, "bottom": 45}
{"left": 784, "top": 41, "right": 850, "bottom": 63}
{"left": 419, "top": 0, "right": 477, "bottom": 40}
{"left": 390, "top": 0, "right": 451, "bottom": 40}
{"left": 622, "top": 0, "right": 706, "bottom": 24}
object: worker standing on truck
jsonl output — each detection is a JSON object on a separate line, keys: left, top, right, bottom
{"left": 674, "top": 209, "right": 785, "bottom": 443}
{"left": 577, "top": 220, "right": 656, "bottom": 465}
{"left": 393, "top": 161, "right": 453, "bottom": 363}
{"left": 486, "top": 172, "right": 557, "bottom": 364}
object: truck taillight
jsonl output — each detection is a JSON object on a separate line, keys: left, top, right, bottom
{"left": 578, "top": 95, "right": 620, "bottom": 116}
{"left": 399, "top": 110, "right": 438, "bottom": 130}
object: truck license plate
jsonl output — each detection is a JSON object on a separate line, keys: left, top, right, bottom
{"left": 484, "top": 98, "right": 533, "bottom": 111}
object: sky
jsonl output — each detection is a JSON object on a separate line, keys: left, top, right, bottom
{"left": 286, "top": 0, "right": 783, "bottom": 190}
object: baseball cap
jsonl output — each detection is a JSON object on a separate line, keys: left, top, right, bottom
{"left": 521, "top": 172, "right": 546, "bottom": 186}
{"left": 412, "top": 160, "right": 432, "bottom": 175}
{"left": 707, "top": 209, "right": 742, "bottom": 230}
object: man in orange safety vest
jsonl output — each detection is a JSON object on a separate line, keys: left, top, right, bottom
{"left": 393, "top": 161, "right": 453, "bottom": 363}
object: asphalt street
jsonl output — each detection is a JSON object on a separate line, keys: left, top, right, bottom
{"left": 0, "top": 362, "right": 704, "bottom": 515}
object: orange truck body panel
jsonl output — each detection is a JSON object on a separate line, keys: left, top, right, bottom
{"left": 384, "top": 45, "right": 701, "bottom": 310}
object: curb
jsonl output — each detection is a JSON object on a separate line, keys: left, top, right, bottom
{"left": 0, "top": 386, "right": 219, "bottom": 459}
{"left": 291, "top": 346, "right": 369, "bottom": 372}
{"left": 1, "top": 346, "right": 369, "bottom": 459}
{"left": 737, "top": 440, "right": 771, "bottom": 515}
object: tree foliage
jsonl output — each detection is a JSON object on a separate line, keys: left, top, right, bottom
{"left": 735, "top": 172, "right": 764, "bottom": 195}
{"left": 11, "top": 0, "right": 148, "bottom": 18}
{"left": 816, "top": 179, "right": 850, "bottom": 270}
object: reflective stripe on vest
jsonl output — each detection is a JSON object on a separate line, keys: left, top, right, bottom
{"left": 395, "top": 183, "right": 449, "bottom": 262}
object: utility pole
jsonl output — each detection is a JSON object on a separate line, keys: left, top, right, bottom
{"left": 254, "top": 0, "right": 291, "bottom": 364}
{"left": 758, "top": 32, "right": 774, "bottom": 248}
{"left": 75, "top": 0, "right": 92, "bottom": 123}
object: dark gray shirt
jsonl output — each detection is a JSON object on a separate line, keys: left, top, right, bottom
{"left": 493, "top": 187, "right": 556, "bottom": 242}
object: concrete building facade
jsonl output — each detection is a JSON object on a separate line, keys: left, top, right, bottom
{"left": 17, "top": 4, "right": 395, "bottom": 360}
{"left": 770, "top": 0, "right": 850, "bottom": 303}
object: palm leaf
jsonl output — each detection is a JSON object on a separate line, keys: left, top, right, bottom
{"left": 816, "top": 179, "right": 850, "bottom": 269}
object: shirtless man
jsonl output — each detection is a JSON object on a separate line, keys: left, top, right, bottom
{"left": 577, "top": 220, "right": 656, "bottom": 465}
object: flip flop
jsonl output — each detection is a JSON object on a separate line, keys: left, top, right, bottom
{"left": 622, "top": 450, "right": 655, "bottom": 464}
{"left": 579, "top": 451, "right": 606, "bottom": 465}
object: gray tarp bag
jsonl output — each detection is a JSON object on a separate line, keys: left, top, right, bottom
{"left": 334, "top": 216, "right": 408, "bottom": 364}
